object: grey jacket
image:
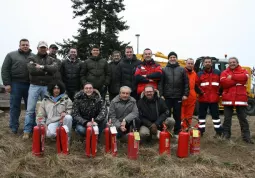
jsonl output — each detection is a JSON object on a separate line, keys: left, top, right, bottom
{"left": 109, "top": 95, "right": 139, "bottom": 129}
{"left": 36, "top": 94, "right": 73, "bottom": 125}
{"left": 1, "top": 49, "right": 35, "bottom": 85}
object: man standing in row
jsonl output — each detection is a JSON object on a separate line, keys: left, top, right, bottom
{"left": 220, "top": 57, "right": 254, "bottom": 144}
{"left": 159, "top": 52, "right": 189, "bottom": 137}
{"left": 61, "top": 48, "right": 82, "bottom": 101}
{"left": 135, "top": 48, "right": 162, "bottom": 96}
{"left": 196, "top": 57, "right": 223, "bottom": 137}
{"left": 81, "top": 45, "right": 110, "bottom": 100}
{"left": 1, "top": 39, "right": 35, "bottom": 134}
{"left": 108, "top": 50, "right": 121, "bottom": 101}
{"left": 181, "top": 58, "right": 199, "bottom": 129}
{"left": 48, "top": 44, "right": 62, "bottom": 82}
{"left": 116, "top": 46, "right": 142, "bottom": 100}
{"left": 23, "top": 41, "right": 58, "bottom": 139}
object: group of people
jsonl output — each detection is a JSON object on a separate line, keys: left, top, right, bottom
{"left": 1, "top": 38, "right": 253, "bottom": 145}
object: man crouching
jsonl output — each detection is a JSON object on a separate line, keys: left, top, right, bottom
{"left": 108, "top": 86, "right": 140, "bottom": 140}
{"left": 138, "top": 85, "right": 175, "bottom": 141}
{"left": 72, "top": 83, "right": 107, "bottom": 138}
{"left": 36, "top": 81, "right": 73, "bottom": 141}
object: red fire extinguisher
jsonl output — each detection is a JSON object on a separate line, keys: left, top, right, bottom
{"left": 127, "top": 119, "right": 140, "bottom": 160}
{"left": 32, "top": 118, "right": 45, "bottom": 157}
{"left": 159, "top": 123, "right": 170, "bottom": 155}
{"left": 85, "top": 118, "right": 99, "bottom": 158}
{"left": 177, "top": 130, "right": 189, "bottom": 158}
{"left": 56, "top": 118, "right": 69, "bottom": 155}
{"left": 190, "top": 124, "right": 201, "bottom": 155}
{"left": 105, "top": 119, "right": 118, "bottom": 156}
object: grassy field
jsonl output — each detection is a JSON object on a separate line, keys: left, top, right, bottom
{"left": 1, "top": 111, "right": 255, "bottom": 178}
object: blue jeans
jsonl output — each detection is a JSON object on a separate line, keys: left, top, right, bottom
{"left": 23, "top": 84, "right": 47, "bottom": 133}
{"left": 9, "top": 82, "right": 30, "bottom": 133}
{"left": 75, "top": 120, "right": 107, "bottom": 137}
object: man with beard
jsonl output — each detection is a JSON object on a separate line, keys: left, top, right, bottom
{"left": 80, "top": 45, "right": 110, "bottom": 100}
{"left": 158, "top": 51, "right": 189, "bottom": 137}
{"left": 108, "top": 51, "right": 121, "bottom": 101}
{"left": 220, "top": 57, "right": 254, "bottom": 144}
{"left": 61, "top": 48, "right": 82, "bottom": 101}
{"left": 138, "top": 85, "right": 175, "bottom": 141}
{"left": 196, "top": 57, "right": 223, "bottom": 137}
{"left": 116, "top": 46, "right": 142, "bottom": 100}
{"left": 23, "top": 41, "right": 58, "bottom": 139}
{"left": 48, "top": 44, "right": 62, "bottom": 82}
{"left": 1, "top": 39, "right": 35, "bottom": 134}
{"left": 135, "top": 48, "right": 162, "bottom": 97}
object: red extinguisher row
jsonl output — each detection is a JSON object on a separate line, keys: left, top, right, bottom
{"left": 32, "top": 118, "right": 200, "bottom": 159}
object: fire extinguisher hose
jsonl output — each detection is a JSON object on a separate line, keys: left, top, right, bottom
{"left": 39, "top": 124, "right": 42, "bottom": 153}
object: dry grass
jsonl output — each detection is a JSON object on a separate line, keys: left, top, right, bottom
{"left": 1, "top": 111, "right": 255, "bottom": 178}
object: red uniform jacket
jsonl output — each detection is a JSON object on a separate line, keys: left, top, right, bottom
{"left": 134, "top": 60, "right": 162, "bottom": 95}
{"left": 220, "top": 65, "right": 248, "bottom": 106}
{"left": 196, "top": 69, "right": 221, "bottom": 103}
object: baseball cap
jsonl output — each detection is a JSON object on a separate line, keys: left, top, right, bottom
{"left": 37, "top": 41, "right": 48, "bottom": 48}
{"left": 49, "top": 44, "right": 58, "bottom": 49}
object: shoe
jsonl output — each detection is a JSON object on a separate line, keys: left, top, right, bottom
{"left": 213, "top": 132, "right": 223, "bottom": 138}
{"left": 22, "top": 133, "right": 30, "bottom": 140}
{"left": 222, "top": 133, "right": 231, "bottom": 140}
{"left": 243, "top": 138, "right": 254, "bottom": 144}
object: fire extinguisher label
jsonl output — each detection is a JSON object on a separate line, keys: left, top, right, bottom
{"left": 134, "top": 140, "right": 138, "bottom": 148}
{"left": 113, "top": 136, "right": 117, "bottom": 152}
{"left": 110, "top": 126, "right": 117, "bottom": 134}
{"left": 193, "top": 130, "right": 199, "bottom": 137}
{"left": 41, "top": 135, "right": 45, "bottom": 152}
{"left": 134, "top": 132, "right": 140, "bottom": 141}
{"left": 165, "top": 138, "right": 169, "bottom": 147}
{"left": 93, "top": 126, "right": 99, "bottom": 135}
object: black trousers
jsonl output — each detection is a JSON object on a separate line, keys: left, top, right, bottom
{"left": 198, "top": 102, "right": 223, "bottom": 134}
{"left": 165, "top": 98, "right": 182, "bottom": 135}
{"left": 223, "top": 105, "right": 251, "bottom": 139}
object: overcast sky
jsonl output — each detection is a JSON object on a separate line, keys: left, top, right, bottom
{"left": 1, "top": 0, "right": 255, "bottom": 68}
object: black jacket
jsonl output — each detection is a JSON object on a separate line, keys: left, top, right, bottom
{"left": 60, "top": 58, "right": 82, "bottom": 92}
{"left": 137, "top": 90, "right": 169, "bottom": 128}
{"left": 80, "top": 56, "right": 110, "bottom": 90}
{"left": 49, "top": 53, "right": 62, "bottom": 82}
{"left": 27, "top": 54, "right": 58, "bottom": 86}
{"left": 116, "top": 55, "right": 142, "bottom": 91}
{"left": 158, "top": 62, "right": 189, "bottom": 98}
{"left": 108, "top": 60, "right": 121, "bottom": 94}
{"left": 1, "top": 49, "right": 35, "bottom": 85}
{"left": 71, "top": 90, "right": 107, "bottom": 126}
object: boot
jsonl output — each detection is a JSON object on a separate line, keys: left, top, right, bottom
{"left": 243, "top": 138, "right": 254, "bottom": 144}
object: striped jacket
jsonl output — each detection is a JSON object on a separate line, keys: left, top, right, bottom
{"left": 196, "top": 69, "right": 221, "bottom": 103}
{"left": 220, "top": 65, "right": 248, "bottom": 106}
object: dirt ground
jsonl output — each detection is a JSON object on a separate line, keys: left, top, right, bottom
{"left": 0, "top": 110, "right": 255, "bottom": 178}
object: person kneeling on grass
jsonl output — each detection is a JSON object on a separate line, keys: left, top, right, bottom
{"left": 71, "top": 82, "right": 107, "bottom": 138}
{"left": 138, "top": 85, "right": 175, "bottom": 141}
{"left": 36, "top": 81, "right": 73, "bottom": 142}
{"left": 108, "top": 86, "right": 140, "bottom": 140}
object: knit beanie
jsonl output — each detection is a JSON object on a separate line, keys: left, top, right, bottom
{"left": 168, "top": 51, "right": 178, "bottom": 59}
